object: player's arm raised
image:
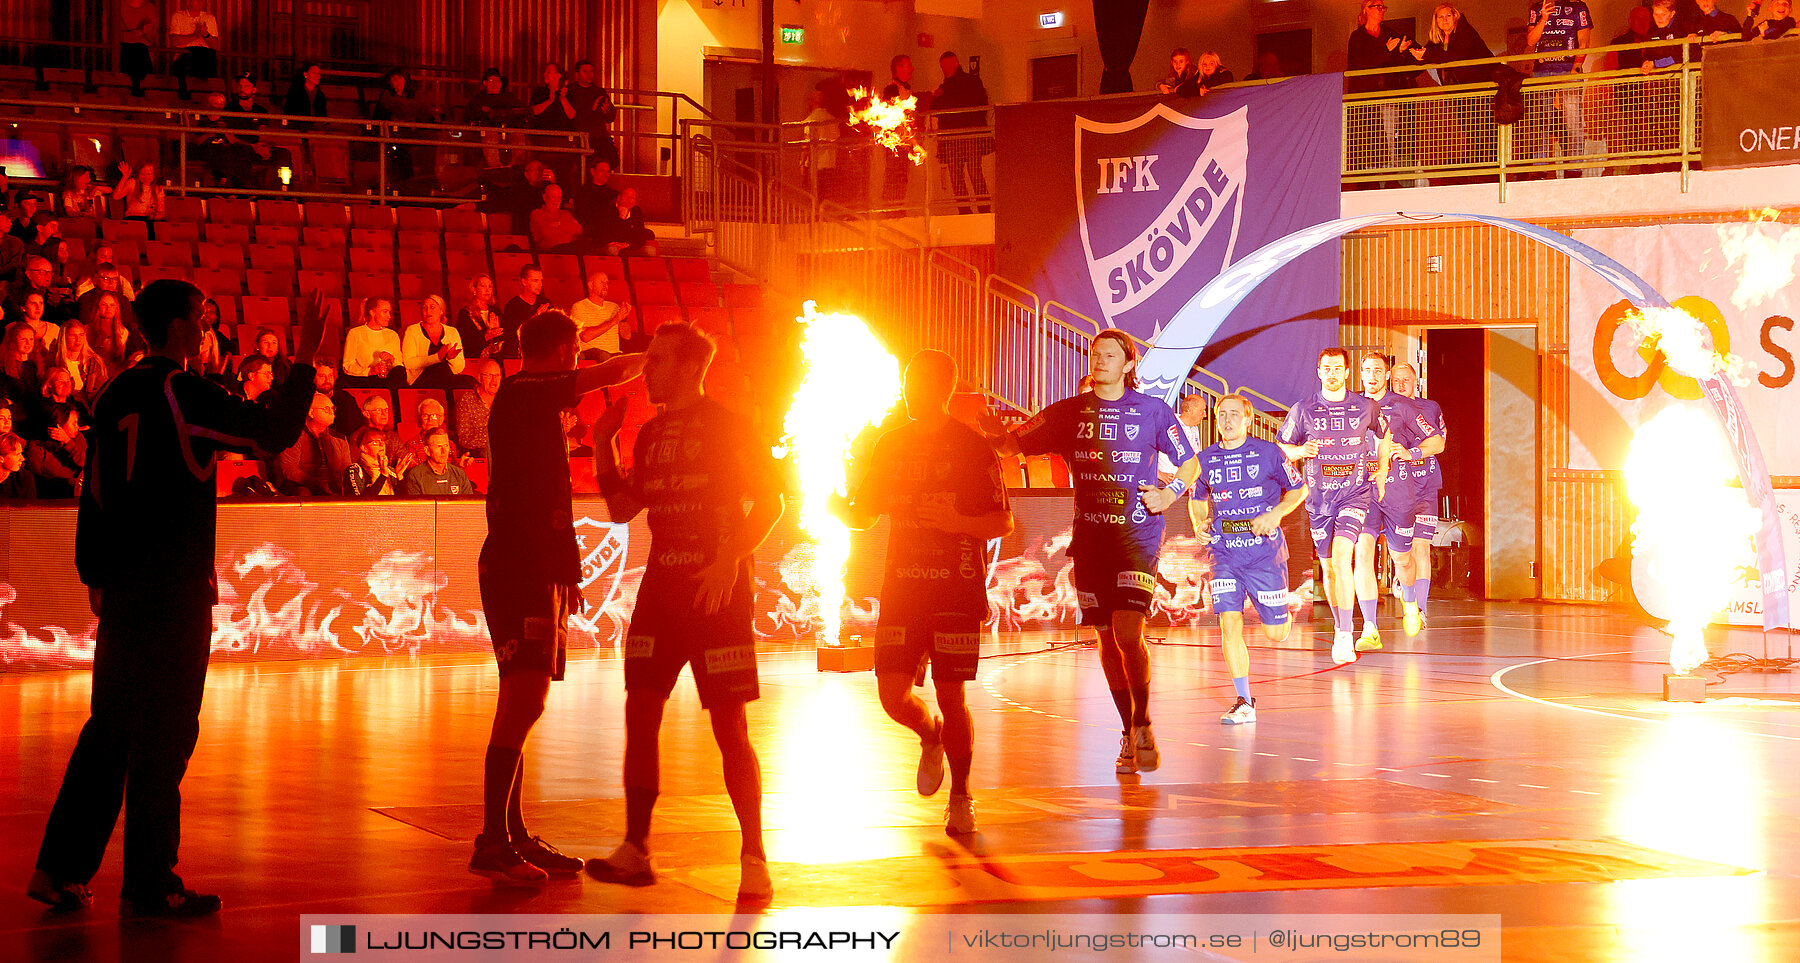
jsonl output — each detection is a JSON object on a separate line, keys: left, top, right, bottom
{"left": 591, "top": 397, "right": 645, "bottom": 522}
{"left": 574, "top": 352, "right": 646, "bottom": 395}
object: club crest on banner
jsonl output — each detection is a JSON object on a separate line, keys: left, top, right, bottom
{"left": 573, "top": 517, "right": 631, "bottom": 622}
{"left": 1075, "top": 104, "right": 1248, "bottom": 332}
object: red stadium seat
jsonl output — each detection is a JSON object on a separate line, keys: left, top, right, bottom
{"left": 60, "top": 218, "right": 100, "bottom": 241}
{"left": 445, "top": 249, "right": 488, "bottom": 278}
{"left": 209, "top": 198, "right": 255, "bottom": 225}
{"left": 463, "top": 457, "right": 488, "bottom": 493}
{"left": 196, "top": 241, "right": 246, "bottom": 270}
{"left": 246, "top": 243, "right": 294, "bottom": 272}
{"left": 215, "top": 459, "right": 267, "bottom": 497}
{"left": 396, "top": 230, "right": 438, "bottom": 253}
{"left": 165, "top": 196, "right": 205, "bottom": 222}
{"left": 240, "top": 296, "right": 290, "bottom": 328}
{"left": 443, "top": 231, "right": 485, "bottom": 252}
{"left": 210, "top": 294, "right": 239, "bottom": 328}
{"left": 343, "top": 387, "right": 391, "bottom": 420}
{"left": 192, "top": 267, "right": 243, "bottom": 296}
{"left": 304, "top": 203, "right": 350, "bottom": 228}
{"left": 668, "top": 257, "right": 711, "bottom": 283}
{"left": 159, "top": 220, "right": 202, "bottom": 243}
{"left": 396, "top": 207, "right": 440, "bottom": 232}
{"left": 259, "top": 199, "right": 303, "bottom": 226}
{"left": 722, "top": 284, "right": 762, "bottom": 313}
{"left": 143, "top": 240, "right": 194, "bottom": 266}
{"left": 398, "top": 273, "right": 441, "bottom": 300}
{"left": 348, "top": 272, "right": 398, "bottom": 303}
{"left": 256, "top": 223, "right": 300, "bottom": 246}
{"left": 396, "top": 388, "right": 448, "bottom": 442}
{"left": 245, "top": 269, "right": 295, "bottom": 298}
{"left": 488, "top": 233, "right": 529, "bottom": 253}
{"left": 396, "top": 246, "right": 441, "bottom": 275}
{"left": 207, "top": 222, "right": 251, "bottom": 245}
{"left": 486, "top": 212, "right": 515, "bottom": 235}
{"left": 625, "top": 256, "right": 668, "bottom": 282}
{"left": 443, "top": 209, "right": 487, "bottom": 234}
{"left": 102, "top": 218, "right": 149, "bottom": 242}
{"left": 298, "top": 246, "right": 345, "bottom": 271}
{"left": 583, "top": 254, "right": 626, "bottom": 283}
{"left": 632, "top": 280, "right": 677, "bottom": 306}
{"left": 677, "top": 281, "right": 720, "bottom": 307}
{"left": 297, "top": 269, "right": 346, "bottom": 299}
{"left": 351, "top": 205, "right": 397, "bottom": 232}
{"left": 302, "top": 226, "right": 347, "bottom": 249}
{"left": 349, "top": 247, "right": 394, "bottom": 273}
{"left": 350, "top": 228, "right": 394, "bottom": 250}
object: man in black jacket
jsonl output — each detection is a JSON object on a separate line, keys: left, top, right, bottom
{"left": 930, "top": 52, "right": 991, "bottom": 214}
{"left": 27, "top": 279, "right": 327, "bottom": 917}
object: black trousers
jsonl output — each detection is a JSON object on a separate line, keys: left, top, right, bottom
{"left": 35, "top": 585, "right": 214, "bottom": 896}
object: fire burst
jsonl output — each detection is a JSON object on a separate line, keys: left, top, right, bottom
{"left": 848, "top": 87, "right": 926, "bottom": 165}
{"left": 775, "top": 302, "right": 901, "bottom": 644}
{"left": 1716, "top": 208, "right": 1800, "bottom": 312}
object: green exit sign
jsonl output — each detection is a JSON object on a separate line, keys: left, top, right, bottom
{"left": 779, "top": 26, "right": 804, "bottom": 44}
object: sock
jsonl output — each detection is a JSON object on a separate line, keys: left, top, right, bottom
{"left": 1330, "top": 603, "right": 1349, "bottom": 633}
{"left": 1398, "top": 580, "right": 1414, "bottom": 605}
{"left": 1414, "top": 577, "right": 1431, "bottom": 615}
{"left": 624, "top": 786, "right": 658, "bottom": 846}
{"left": 506, "top": 754, "right": 528, "bottom": 841}
{"left": 1128, "top": 685, "right": 1150, "bottom": 728}
{"left": 481, "top": 745, "right": 521, "bottom": 841}
{"left": 1359, "top": 599, "right": 1378, "bottom": 628}
{"left": 1233, "top": 676, "right": 1251, "bottom": 701}
{"left": 1108, "top": 688, "right": 1134, "bottom": 731}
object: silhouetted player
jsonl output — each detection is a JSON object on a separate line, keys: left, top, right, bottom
{"left": 833, "top": 350, "right": 1014, "bottom": 835}
{"left": 30, "top": 279, "right": 326, "bottom": 917}
{"left": 588, "top": 322, "right": 784, "bottom": 903}
{"left": 470, "top": 311, "right": 642, "bottom": 884}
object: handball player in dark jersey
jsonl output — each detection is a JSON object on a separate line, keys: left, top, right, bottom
{"left": 1277, "top": 348, "right": 1382, "bottom": 665}
{"left": 1350, "top": 352, "right": 1441, "bottom": 651}
{"left": 587, "top": 322, "right": 784, "bottom": 904}
{"left": 833, "top": 350, "right": 1014, "bottom": 835}
{"left": 1190, "top": 394, "right": 1306, "bottom": 725}
{"left": 1390, "top": 362, "right": 1446, "bottom": 632}
{"left": 470, "top": 311, "right": 642, "bottom": 884}
{"left": 983, "top": 329, "right": 1197, "bottom": 775}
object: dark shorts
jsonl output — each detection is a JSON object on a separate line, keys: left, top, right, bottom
{"left": 1071, "top": 541, "right": 1160, "bottom": 626}
{"left": 1306, "top": 484, "right": 1371, "bottom": 558}
{"left": 1209, "top": 552, "right": 1291, "bottom": 624}
{"left": 1365, "top": 478, "right": 1417, "bottom": 550}
{"left": 479, "top": 563, "right": 574, "bottom": 681}
{"left": 873, "top": 613, "right": 983, "bottom": 683}
{"left": 623, "top": 573, "right": 759, "bottom": 708}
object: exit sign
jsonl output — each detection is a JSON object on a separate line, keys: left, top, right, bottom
{"left": 779, "top": 26, "right": 804, "bottom": 44}
{"left": 1039, "top": 11, "right": 1064, "bottom": 28}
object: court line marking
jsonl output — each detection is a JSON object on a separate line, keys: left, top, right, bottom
{"left": 1490, "top": 649, "right": 1800, "bottom": 743}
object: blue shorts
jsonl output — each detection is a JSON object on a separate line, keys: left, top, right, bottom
{"left": 1306, "top": 484, "right": 1371, "bottom": 559}
{"left": 1365, "top": 479, "right": 1416, "bottom": 549}
{"left": 1071, "top": 541, "right": 1160, "bottom": 625}
{"left": 1209, "top": 553, "right": 1291, "bottom": 624}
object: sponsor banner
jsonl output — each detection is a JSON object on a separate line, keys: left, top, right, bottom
{"left": 994, "top": 75, "right": 1342, "bottom": 405}
{"left": 1701, "top": 41, "right": 1800, "bottom": 170}
{"left": 1637, "top": 489, "right": 1800, "bottom": 628}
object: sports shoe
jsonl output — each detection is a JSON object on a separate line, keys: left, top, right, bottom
{"left": 119, "top": 885, "right": 222, "bottom": 918}
{"left": 1114, "top": 732, "right": 1138, "bottom": 774}
{"left": 469, "top": 834, "right": 549, "bottom": 885}
{"left": 585, "top": 841, "right": 656, "bottom": 887}
{"left": 25, "top": 869, "right": 92, "bottom": 914}
{"left": 1332, "top": 630, "right": 1357, "bottom": 665}
{"left": 1133, "top": 725, "right": 1160, "bottom": 771}
{"left": 1402, "top": 601, "right": 1425, "bottom": 637}
{"left": 945, "top": 794, "right": 977, "bottom": 835}
{"left": 513, "top": 834, "right": 583, "bottom": 877}
{"left": 916, "top": 717, "right": 946, "bottom": 796}
{"left": 737, "top": 854, "right": 773, "bottom": 902}
{"left": 1356, "top": 625, "right": 1382, "bottom": 652}
{"left": 1220, "top": 697, "right": 1257, "bottom": 725}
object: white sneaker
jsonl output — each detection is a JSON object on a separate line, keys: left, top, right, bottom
{"left": 1114, "top": 732, "right": 1138, "bottom": 774}
{"left": 1133, "top": 725, "right": 1160, "bottom": 771}
{"left": 583, "top": 841, "right": 656, "bottom": 887}
{"left": 945, "top": 794, "right": 976, "bottom": 835}
{"left": 916, "top": 717, "right": 945, "bottom": 796}
{"left": 1332, "top": 630, "right": 1357, "bottom": 665}
{"left": 737, "top": 854, "right": 773, "bottom": 902}
{"left": 1221, "top": 697, "right": 1257, "bottom": 725}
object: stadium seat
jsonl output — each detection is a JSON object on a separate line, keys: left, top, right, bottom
{"left": 102, "top": 218, "right": 148, "bottom": 242}
{"left": 668, "top": 257, "right": 711, "bottom": 283}
{"left": 396, "top": 388, "right": 447, "bottom": 442}
{"left": 396, "top": 207, "right": 439, "bottom": 232}
{"left": 244, "top": 269, "right": 295, "bottom": 298}
{"left": 685, "top": 306, "right": 733, "bottom": 341}
{"left": 298, "top": 246, "right": 345, "bottom": 271}
{"left": 443, "top": 231, "right": 485, "bottom": 252}
{"left": 257, "top": 224, "right": 301, "bottom": 246}
{"left": 159, "top": 220, "right": 202, "bottom": 243}
{"left": 240, "top": 296, "right": 290, "bottom": 328}
{"left": 209, "top": 198, "right": 255, "bottom": 225}
{"left": 210, "top": 294, "right": 239, "bottom": 328}
{"left": 351, "top": 205, "right": 397, "bottom": 232}
{"left": 207, "top": 222, "right": 252, "bottom": 245}
{"left": 625, "top": 256, "right": 669, "bottom": 282}
{"left": 350, "top": 228, "right": 394, "bottom": 251}
{"left": 722, "top": 284, "right": 762, "bottom": 314}
{"left": 305, "top": 203, "right": 350, "bottom": 228}
{"left": 259, "top": 199, "right": 303, "bottom": 226}
{"left": 343, "top": 387, "right": 391, "bottom": 420}
{"left": 396, "top": 230, "right": 438, "bottom": 253}
{"left": 143, "top": 240, "right": 195, "bottom": 266}
{"left": 445, "top": 249, "right": 489, "bottom": 278}
{"left": 463, "top": 457, "right": 488, "bottom": 493}
{"left": 396, "top": 246, "right": 441, "bottom": 274}
{"left": 488, "top": 233, "right": 529, "bottom": 254}
{"left": 349, "top": 247, "right": 394, "bottom": 273}
{"left": 193, "top": 267, "right": 243, "bottom": 296}
{"left": 398, "top": 272, "right": 441, "bottom": 300}
{"left": 677, "top": 281, "right": 720, "bottom": 307}
{"left": 486, "top": 212, "right": 514, "bottom": 234}
{"left": 301, "top": 225, "right": 347, "bottom": 249}
{"left": 583, "top": 254, "right": 626, "bottom": 283}
{"left": 632, "top": 280, "right": 677, "bottom": 306}
{"left": 165, "top": 196, "right": 204, "bottom": 222}
{"left": 348, "top": 272, "right": 398, "bottom": 303}
{"left": 197, "top": 241, "right": 247, "bottom": 270}
{"left": 443, "top": 209, "right": 486, "bottom": 234}
{"left": 59, "top": 218, "right": 99, "bottom": 241}
{"left": 247, "top": 243, "right": 295, "bottom": 272}
{"left": 108, "top": 240, "right": 142, "bottom": 270}
{"left": 297, "top": 269, "right": 347, "bottom": 298}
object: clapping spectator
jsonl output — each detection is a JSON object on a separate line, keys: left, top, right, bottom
{"left": 528, "top": 63, "right": 580, "bottom": 184}
{"left": 567, "top": 60, "right": 621, "bottom": 169}
{"left": 400, "top": 426, "right": 475, "bottom": 496}
{"left": 344, "top": 425, "right": 401, "bottom": 496}
{"left": 559, "top": 407, "right": 591, "bottom": 457}
{"left": 1347, "top": 0, "right": 1426, "bottom": 187}
{"left": 455, "top": 358, "right": 501, "bottom": 457}
{"left": 597, "top": 187, "right": 657, "bottom": 256}
{"left": 119, "top": 0, "right": 159, "bottom": 97}
{"left": 498, "top": 264, "right": 553, "bottom": 358}
{"left": 168, "top": 0, "right": 219, "bottom": 101}
{"left": 60, "top": 166, "right": 110, "bottom": 219}
{"left": 359, "top": 392, "right": 404, "bottom": 455}
{"left": 1157, "top": 48, "right": 1200, "bottom": 96}
{"left": 466, "top": 68, "right": 520, "bottom": 168}
{"left": 342, "top": 297, "right": 406, "bottom": 387}
{"left": 200, "top": 297, "right": 236, "bottom": 356}
{"left": 27, "top": 402, "right": 86, "bottom": 498}
{"left": 456, "top": 274, "right": 504, "bottom": 359}
{"left": 394, "top": 395, "right": 469, "bottom": 472}
{"left": 1421, "top": 4, "right": 1494, "bottom": 178}
{"left": 272, "top": 392, "right": 349, "bottom": 495}
{"left": 0, "top": 431, "right": 32, "bottom": 498}
{"left": 402, "top": 294, "right": 472, "bottom": 387}
{"left": 1745, "top": 0, "right": 1796, "bottom": 39}
{"left": 192, "top": 323, "right": 231, "bottom": 388}
{"left": 115, "top": 161, "right": 166, "bottom": 238}
{"left": 569, "top": 270, "right": 631, "bottom": 358}
{"left": 50, "top": 320, "right": 109, "bottom": 404}
{"left": 1194, "top": 51, "right": 1234, "bottom": 90}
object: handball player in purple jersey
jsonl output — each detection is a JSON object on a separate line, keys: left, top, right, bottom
{"left": 1390, "top": 362, "right": 1446, "bottom": 631}
{"left": 1350, "top": 352, "right": 1442, "bottom": 650}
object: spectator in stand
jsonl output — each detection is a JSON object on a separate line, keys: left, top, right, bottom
{"left": 528, "top": 63, "right": 580, "bottom": 184}
{"left": 1421, "top": 4, "right": 1494, "bottom": 178}
{"left": 168, "top": 0, "right": 219, "bottom": 101}
{"left": 597, "top": 187, "right": 657, "bottom": 257}
{"left": 1347, "top": 0, "right": 1426, "bottom": 188}
{"left": 191, "top": 323, "right": 232, "bottom": 389}
{"left": 457, "top": 274, "right": 504, "bottom": 359}
{"left": 237, "top": 353, "right": 274, "bottom": 402}
{"left": 75, "top": 252, "right": 135, "bottom": 300}
{"left": 14, "top": 257, "right": 73, "bottom": 325}
{"left": 248, "top": 325, "right": 290, "bottom": 383}
{"left": 499, "top": 265, "right": 554, "bottom": 359}
{"left": 119, "top": 0, "right": 159, "bottom": 97}
{"left": 1157, "top": 48, "right": 1200, "bottom": 96}
{"left": 1244, "top": 51, "right": 1285, "bottom": 82}
{"left": 375, "top": 68, "right": 435, "bottom": 186}
{"left": 467, "top": 68, "right": 520, "bottom": 168}
{"left": 28, "top": 402, "right": 87, "bottom": 498}
{"left": 572, "top": 157, "right": 619, "bottom": 237}
{"left": 570, "top": 270, "right": 631, "bottom": 360}
{"left": 800, "top": 85, "right": 843, "bottom": 199}
{"left": 456, "top": 358, "right": 502, "bottom": 457}
{"left": 18, "top": 290, "right": 63, "bottom": 346}
{"left": 283, "top": 62, "right": 327, "bottom": 125}
{"left": 272, "top": 393, "right": 349, "bottom": 496}
{"left": 11, "top": 193, "right": 43, "bottom": 241}
{"left": 0, "top": 212, "right": 24, "bottom": 291}
{"left": 0, "top": 431, "right": 32, "bottom": 498}
{"left": 83, "top": 291, "right": 141, "bottom": 370}
{"left": 224, "top": 73, "right": 295, "bottom": 190}
{"left": 403, "top": 294, "right": 472, "bottom": 387}
{"left": 1614, "top": 7, "right": 1655, "bottom": 72}
{"left": 116, "top": 161, "right": 166, "bottom": 239}
{"left": 198, "top": 297, "right": 235, "bottom": 357}
{"left": 343, "top": 297, "right": 407, "bottom": 387}
{"left": 312, "top": 362, "right": 361, "bottom": 438}
{"left": 51, "top": 320, "right": 109, "bottom": 405}
{"left": 530, "top": 183, "right": 584, "bottom": 253}
{"left": 61, "top": 167, "right": 111, "bottom": 219}
{"left": 1194, "top": 51, "right": 1235, "bottom": 90}
{"left": 1688, "top": 0, "right": 1745, "bottom": 39}
{"left": 880, "top": 54, "right": 917, "bottom": 206}
{"left": 400, "top": 426, "right": 475, "bottom": 497}
{"left": 27, "top": 217, "right": 63, "bottom": 265}
{"left": 931, "top": 52, "right": 992, "bottom": 215}
{"left": 44, "top": 242, "right": 78, "bottom": 308}
{"left": 2, "top": 322, "right": 44, "bottom": 403}
{"left": 1643, "top": 2, "right": 1688, "bottom": 69}
{"left": 359, "top": 392, "right": 403, "bottom": 455}
{"left": 1526, "top": 0, "right": 1594, "bottom": 172}
{"left": 344, "top": 425, "right": 401, "bottom": 496}
{"left": 38, "top": 368, "right": 90, "bottom": 436}
{"left": 395, "top": 395, "right": 470, "bottom": 472}
{"left": 1745, "top": 0, "right": 1795, "bottom": 38}
{"left": 567, "top": 60, "right": 621, "bottom": 170}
